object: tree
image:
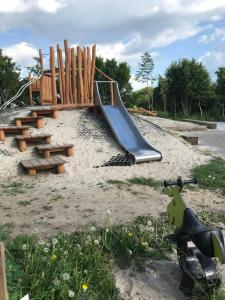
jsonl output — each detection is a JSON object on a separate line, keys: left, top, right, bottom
{"left": 165, "top": 59, "right": 211, "bottom": 116}
{"left": 157, "top": 75, "right": 168, "bottom": 113}
{"left": 135, "top": 52, "right": 154, "bottom": 110}
{"left": 216, "top": 67, "right": 225, "bottom": 116}
{"left": 0, "top": 49, "right": 22, "bottom": 107}
{"left": 95, "top": 57, "right": 132, "bottom": 104}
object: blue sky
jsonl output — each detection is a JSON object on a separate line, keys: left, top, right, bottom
{"left": 0, "top": 0, "right": 225, "bottom": 89}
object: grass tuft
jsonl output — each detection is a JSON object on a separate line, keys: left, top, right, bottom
{"left": 192, "top": 158, "right": 225, "bottom": 194}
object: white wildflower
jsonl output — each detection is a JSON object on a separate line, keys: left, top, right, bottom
{"left": 149, "top": 227, "right": 154, "bottom": 233}
{"left": 64, "top": 250, "right": 69, "bottom": 255}
{"left": 44, "top": 247, "right": 49, "bottom": 253}
{"left": 38, "top": 240, "right": 45, "bottom": 246}
{"left": 62, "top": 273, "right": 70, "bottom": 281}
{"left": 147, "top": 220, "right": 152, "bottom": 226}
{"left": 94, "top": 239, "right": 99, "bottom": 245}
{"left": 33, "top": 228, "right": 38, "bottom": 234}
{"left": 128, "top": 249, "right": 132, "bottom": 255}
{"left": 139, "top": 224, "right": 144, "bottom": 232}
{"left": 106, "top": 209, "right": 111, "bottom": 215}
{"left": 90, "top": 226, "right": 96, "bottom": 232}
{"left": 46, "top": 242, "right": 51, "bottom": 248}
{"left": 22, "top": 244, "right": 27, "bottom": 250}
{"left": 54, "top": 279, "right": 60, "bottom": 286}
{"left": 52, "top": 238, "right": 58, "bottom": 245}
{"left": 106, "top": 228, "right": 109, "bottom": 233}
{"left": 68, "top": 290, "right": 75, "bottom": 298}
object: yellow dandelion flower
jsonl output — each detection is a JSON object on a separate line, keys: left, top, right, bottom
{"left": 51, "top": 255, "right": 57, "bottom": 262}
{"left": 128, "top": 231, "right": 133, "bottom": 238}
{"left": 82, "top": 283, "right": 88, "bottom": 292}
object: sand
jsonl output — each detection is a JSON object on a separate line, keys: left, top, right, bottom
{"left": 0, "top": 109, "right": 223, "bottom": 300}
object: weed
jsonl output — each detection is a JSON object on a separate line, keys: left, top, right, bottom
{"left": 17, "top": 201, "right": 31, "bottom": 207}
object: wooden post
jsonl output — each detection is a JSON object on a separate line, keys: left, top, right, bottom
{"left": 0, "top": 243, "right": 8, "bottom": 300}
{"left": 77, "top": 46, "right": 84, "bottom": 103}
{"left": 28, "top": 74, "right": 33, "bottom": 106}
{"left": 67, "top": 48, "right": 73, "bottom": 103}
{"left": 87, "top": 47, "right": 91, "bottom": 102}
{"left": 71, "top": 48, "right": 77, "bottom": 104}
{"left": 64, "top": 41, "right": 70, "bottom": 104}
{"left": 39, "top": 49, "right": 44, "bottom": 105}
{"left": 58, "top": 47, "right": 65, "bottom": 104}
{"left": 50, "top": 46, "right": 57, "bottom": 105}
{"left": 90, "top": 44, "right": 96, "bottom": 103}
{"left": 83, "top": 47, "right": 88, "bottom": 104}
{"left": 57, "top": 45, "right": 64, "bottom": 104}
{"left": 110, "top": 81, "right": 114, "bottom": 105}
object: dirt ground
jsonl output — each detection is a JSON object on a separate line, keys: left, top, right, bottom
{"left": 0, "top": 109, "right": 224, "bottom": 299}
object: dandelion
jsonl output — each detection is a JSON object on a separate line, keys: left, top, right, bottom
{"left": 38, "top": 240, "right": 45, "bottom": 246}
{"left": 208, "top": 175, "right": 212, "bottom": 178}
{"left": 33, "top": 228, "right": 38, "bottom": 234}
{"left": 64, "top": 250, "right": 69, "bottom": 255}
{"left": 106, "top": 228, "right": 109, "bottom": 233}
{"left": 128, "top": 231, "right": 133, "bottom": 238}
{"left": 90, "top": 226, "right": 96, "bottom": 232}
{"left": 139, "top": 224, "right": 144, "bottom": 232}
{"left": 149, "top": 227, "right": 154, "bottom": 233}
{"left": 128, "top": 249, "right": 132, "bottom": 256}
{"left": 94, "top": 239, "right": 99, "bottom": 245}
{"left": 82, "top": 283, "right": 88, "bottom": 292}
{"left": 51, "top": 255, "right": 57, "bottom": 262}
{"left": 54, "top": 279, "right": 60, "bottom": 286}
{"left": 147, "top": 220, "right": 152, "bottom": 226}
{"left": 52, "top": 238, "right": 58, "bottom": 245}
{"left": 46, "top": 242, "right": 51, "bottom": 248}
{"left": 106, "top": 209, "right": 111, "bottom": 215}
{"left": 44, "top": 248, "right": 49, "bottom": 253}
{"left": 62, "top": 273, "right": 70, "bottom": 281}
{"left": 68, "top": 290, "right": 75, "bottom": 298}
{"left": 22, "top": 244, "right": 27, "bottom": 250}
{"left": 141, "top": 241, "right": 148, "bottom": 247}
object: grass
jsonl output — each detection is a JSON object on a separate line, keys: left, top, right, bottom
{"left": 3, "top": 213, "right": 173, "bottom": 299}
{"left": 192, "top": 158, "right": 225, "bottom": 194}
{"left": 3, "top": 210, "right": 224, "bottom": 299}
{"left": 0, "top": 181, "right": 33, "bottom": 196}
{"left": 107, "top": 176, "right": 161, "bottom": 190}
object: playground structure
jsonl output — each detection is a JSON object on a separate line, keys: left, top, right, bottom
{"left": 28, "top": 40, "right": 97, "bottom": 108}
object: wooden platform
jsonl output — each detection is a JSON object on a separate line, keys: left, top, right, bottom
{"left": 14, "top": 116, "right": 44, "bottom": 129}
{"left": 16, "top": 134, "right": 52, "bottom": 152}
{"left": 30, "top": 108, "right": 59, "bottom": 119}
{"left": 180, "top": 135, "right": 198, "bottom": 145}
{"left": 36, "top": 143, "right": 74, "bottom": 159}
{"left": 0, "top": 126, "right": 29, "bottom": 142}
{"left": 21, "top": 157, "right": 66, "bottom": 175}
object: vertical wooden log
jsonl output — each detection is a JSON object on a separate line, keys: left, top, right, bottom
{"left": 83, "top": 47, "right": 88, "bottom": 104}
{"left": 39, "top": 49, "right": 44, "bottom": 105}
{"left": 67, "top": 48, "right": 73, "bottom": 103}
{"left": 71, "top": 47, "right": 77, "bottom": 104}
{"left": 90, "top": 44, "right": 96, "bottom": 103}
{"left": 77, "top": 46, "right": 84, "bottom": 104}
{"left": 58, "top": 47, "right": 65, "bottom": 104}
{"left": 64, "top": 41, "right": 70, "bottom": 104}
{"left": 28, "top": 73, "right": 33, "bottom": 106}
{"left": 57, "top": 45, "right": 64, "bottom": 104}
{"left": 50, "top": 46, "right": 57, "bottom": 105}
{"left": 87, "top": 47, "right": 91, "bottom": 102}
{"left": 0, "top": 243, "right": 9, "bottom": 300}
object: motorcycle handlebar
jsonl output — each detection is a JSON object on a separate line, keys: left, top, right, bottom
{"left": 164, "top": 178, "right": 197, "bottom": 187}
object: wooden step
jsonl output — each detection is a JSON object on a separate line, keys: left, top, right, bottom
{"left": 21, "top": 157, "right": 66, "bottom": 176}
{"left": 36, "top": 143, "right": 74, "bottom": 159}
{"left": 14, "top": 116, "right": 44, "bottom": 129}
{"left": 0, "top": 126, "right": 29, "bottom": 142}
{"left": 30, "top": 108, "right": 59, "bottom": 119}
{"left": 16, "top": 134, "right": 52, "bottom": 152}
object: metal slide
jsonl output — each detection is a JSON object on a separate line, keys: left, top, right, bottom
{"left": 94, "top": 81, "right": 162, "bottom": 163}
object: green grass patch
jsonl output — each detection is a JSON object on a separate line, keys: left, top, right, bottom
{"left": 2, "top": 211, "right": 225, "bottom": 299}
{"left": 0, "top": 181, "right": 33, "bottom": 196}
{"left": 192, "top": 158, "right": 225, "bottom": 194}
{"left": 107, "top": 177, "right": 161, "bottom": 190}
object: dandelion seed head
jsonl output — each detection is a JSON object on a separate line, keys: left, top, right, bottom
{"left": 68, "top": 290, "right": 75, "bottom": 298}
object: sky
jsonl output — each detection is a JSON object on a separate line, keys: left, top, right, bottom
{"left": 0, "top": 0, "right": 225, "bottom": 89}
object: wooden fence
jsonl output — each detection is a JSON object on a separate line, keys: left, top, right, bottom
{"left": 29, "top": 40, "right": 96, "bottom": 108}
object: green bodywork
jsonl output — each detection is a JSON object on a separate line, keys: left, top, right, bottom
{"left": 166, "top": 186, "right": 186, "bottom": 228}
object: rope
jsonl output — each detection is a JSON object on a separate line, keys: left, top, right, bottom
{"left": 0, "top": 71, "right": 44, "bottom": 111}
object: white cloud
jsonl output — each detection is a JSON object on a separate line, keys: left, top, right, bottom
{"left": 198, "top": 51, "right": 225, "bottom": 77}
{"left": 199, "top": 27, "right": 225, "bottom": 44}
{"left": 0, "top": 0, "right": 66, "bottom": 14}
{"left": 3, "top": 42, "right": 38, "bottom": 69}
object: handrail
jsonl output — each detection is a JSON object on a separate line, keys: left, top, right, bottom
{"left": 95, "top": 67, "right": 114, "bottom": 81}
